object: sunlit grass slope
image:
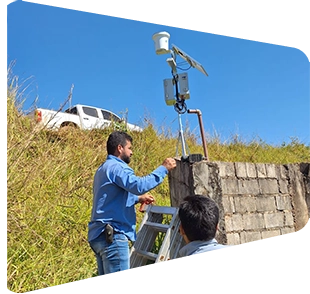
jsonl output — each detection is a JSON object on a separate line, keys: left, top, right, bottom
{"left": 7, "top": 73, "right": 309, "bottom": 292}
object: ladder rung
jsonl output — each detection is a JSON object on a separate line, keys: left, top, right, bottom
{"left": 130, "top": 205, "right": 181, "bottom": 268}
{"left": 133, "top": 249, "right": 158, "bottom": 261}
{"left": 144, "top": 221, "right": 169, "bottom": 232}
{"left": 149, "top": 206, "right": 178, "bottom": 215}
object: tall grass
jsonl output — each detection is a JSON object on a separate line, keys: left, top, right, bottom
{"left": 7, "top": 72, "right": 310, "bottom": 292}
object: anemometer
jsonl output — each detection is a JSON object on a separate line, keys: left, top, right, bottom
{"left": 152, "top": 31, "right": 209, "bottom": 161}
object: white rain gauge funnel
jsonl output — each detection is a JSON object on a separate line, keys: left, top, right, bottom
{"left": 152, "top": 31, "right": 170, "bottom": 55}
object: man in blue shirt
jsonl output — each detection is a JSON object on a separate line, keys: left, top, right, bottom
{"left": 178, "top": 195, "right": 228, "bottom": 257}
{"left": 88, "top": 131, "right": 176, "bottom": 275}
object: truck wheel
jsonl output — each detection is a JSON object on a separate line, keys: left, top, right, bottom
{"left": 59, "top": 123, "right": 77, "bottom": 132}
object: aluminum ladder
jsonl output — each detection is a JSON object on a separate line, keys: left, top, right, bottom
{"left": 130, "top": 205, "right": 184, "bottom": 268}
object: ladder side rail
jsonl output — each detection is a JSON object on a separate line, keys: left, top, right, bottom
{"left": 155, "top": 213, "right": 180, "bottom": 262}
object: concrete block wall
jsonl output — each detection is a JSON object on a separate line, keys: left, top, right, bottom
{"left": 218, "top": 162, "right": 295, "bottom": 245}
{"left": 168, "top": 160, "right": 310, "bottom": 245}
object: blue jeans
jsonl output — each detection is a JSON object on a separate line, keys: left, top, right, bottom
{"left": 89, "top": 232, "right": 130, "bottom": 275}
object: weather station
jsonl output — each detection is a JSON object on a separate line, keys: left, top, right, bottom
{"left": 152, "top": 31, "right": 209, "bottom": 162}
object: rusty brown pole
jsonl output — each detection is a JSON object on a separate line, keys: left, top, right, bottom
{"left": 187, "top": 109, "right": 209, "bottom": 161}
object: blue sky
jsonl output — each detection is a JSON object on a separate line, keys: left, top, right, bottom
{"left": 7, "top": 1, "right": 310, "bottom": 146}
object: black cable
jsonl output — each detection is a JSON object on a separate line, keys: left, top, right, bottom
{"left": 170, "top": 56, "right": 188, "bottom": 114}
{"left": 174, "top": 100, "right": 187, "bottom": 114}
{"left": 177, "top": 65, "right": 192, "bottom": 71}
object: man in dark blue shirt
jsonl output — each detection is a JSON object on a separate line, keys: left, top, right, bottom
{"left": 88, "top": 131, "right": 176, "bottom": 275}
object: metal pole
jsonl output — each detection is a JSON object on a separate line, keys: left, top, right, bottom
{"left": 187, "top": 109, "right": 209, "bottom": 161}
{"left": 178, "top": 113, "right": 187, "bottom": 158}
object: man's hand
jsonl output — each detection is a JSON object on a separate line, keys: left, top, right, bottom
{"left": 162, "top": 157, "right": 177, "bottom": 171}
{"left": 138, "top": 194, "right": 155, "bottom": 205}
{"left": 138, "top": 194, "right": 155, "bottom": 212}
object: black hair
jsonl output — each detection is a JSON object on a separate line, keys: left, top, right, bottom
{"left": 178, "top": 195, "right": 219, "bottom": 242}
{"left": 106, "top": 131, "right": 133, "bottom": 155}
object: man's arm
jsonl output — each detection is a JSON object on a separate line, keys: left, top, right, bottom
{"left": 112, "top": 158, "right": 176, "bottom": 195}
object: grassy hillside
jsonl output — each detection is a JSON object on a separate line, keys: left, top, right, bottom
{"left": 7, "top": 74, "right": 310, "bottom": 292}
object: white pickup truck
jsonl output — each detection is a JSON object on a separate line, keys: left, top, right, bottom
{"left": 29, "top": 104, "right": 143, "bottom": 132}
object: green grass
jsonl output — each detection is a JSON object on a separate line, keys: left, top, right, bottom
{"left": 7, "top": 71, "right": 310, "bottom": 292}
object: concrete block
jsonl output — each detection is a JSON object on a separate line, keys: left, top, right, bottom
{"left": 235, "top": 162, "right": 247, "bottom": 178}
{"left": 192, "top": 162, "right": 210, "bottom": 195}
{"left": 222, "top": 196, "right": 235, "bottom": 213}
{"left": 259, "top": 179, "right": 279, "bottom": 194}
{"left": 264, "top": 212, "right": 284, "bottom": 228}
{"left": 226, "top": 233, "right": 241, "bottom": 245}
{"left": 225, "top": 215, "right": 233, "bottom": 232}
{"left": 280, "top": 227, "right": 295, "bottom": 234}
{"left": 234, "top": 196, "right": 256, "bottom": 213}
{"left": 217, "top": 162, "right": 235, "bottom": 178}
{"left": 276, "top": 196, "right": 292, "bottom": 211}
{"left": 256, "top": 196, "right": 276, "bottom": 212}
{"left": 225, "top": 214, "right": 243, "bottom": 232}
{"left": 243, "top": 213, "right": 265, "bottom": 230}
{"left": 277, "top": 165, "right": 288, "bottom": 179}
{"left": 266, "top": 163, "right": 277, "bottom": 178}
{"left": 246, "top": 163, "right": 257, "bottom": 178}
{"left": 256, "top": 163, "right": 267, "bottom": 178}
{"left": 261, "top": 229, "right": 281, "bottom": 239}
{"left": 238, "top": 179, "right": 260, "bottom": 194}
{"left": 221, "top": 178, "right": 239, "bottom": 195}
{"left": 240, "top": 231, "right": 262, "bottom": 243}
{"left": 278, "top": 179, "right": 289, "bottom": 194}
{"left": 284, "top": 211, "right": 294, "bottom": 227}
{"left": 232, "top": 214, "right": 244, "bottom": 231}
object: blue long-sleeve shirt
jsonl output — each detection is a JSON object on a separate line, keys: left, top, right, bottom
{"left": 88, "top": 155, "right": 168, "bottom": 242}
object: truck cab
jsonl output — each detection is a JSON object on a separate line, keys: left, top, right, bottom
{"left": 64, "top": 104, "right": 142, "bottom": 132}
